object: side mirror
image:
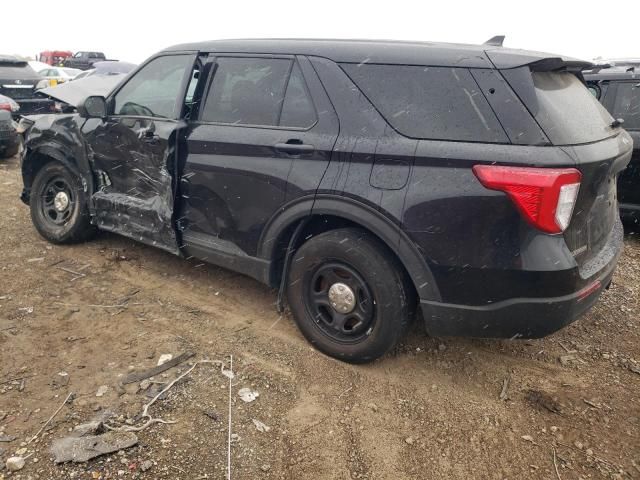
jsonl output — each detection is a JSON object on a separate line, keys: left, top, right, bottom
{"left": 78, "top": 95, "right": 107, "bottom": 118}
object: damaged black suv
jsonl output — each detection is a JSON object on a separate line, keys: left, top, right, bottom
{"left": 20, "top": 39, "right": 631, "bottom": 363}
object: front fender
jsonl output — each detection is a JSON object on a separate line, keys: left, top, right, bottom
{"left": 21, "top": 114, "right": 91, "bottom": 204}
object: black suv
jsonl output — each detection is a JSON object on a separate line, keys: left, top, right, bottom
{"left": 0, "top": 56, "right": 53, "bottom": 116}
{"left": 20, "top": 39, "right": 631, "bottom": 363}
{"left": 584, "top": 66, "right": 639, "bottom": 224}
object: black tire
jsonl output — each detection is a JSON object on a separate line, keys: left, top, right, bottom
{"left": 30, "top": 162, "right": 96, "bottom": 244}
{"left": 287, "top": 227, "right": 412, "bottom": 363}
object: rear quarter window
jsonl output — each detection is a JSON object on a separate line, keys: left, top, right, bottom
{"left": 340, "top": 64, "right": 508, "bottom": 143}
{"left": 526, "top": 72, "right": 614, "bottom": 145}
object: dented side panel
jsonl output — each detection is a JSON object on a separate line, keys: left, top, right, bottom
{"left": 83, "top": 117, "right": 184, "bottom": 255}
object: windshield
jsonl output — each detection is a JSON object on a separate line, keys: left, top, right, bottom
{"left": 529, "top": 72, "right": 615, "bottom": 145}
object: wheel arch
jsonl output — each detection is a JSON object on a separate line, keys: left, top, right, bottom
{"left": 20, "top": 143, "right": 88, "bottom": 203}
{"left": 259, "top": 195, "right": 441, "bottom": 302}
{"left": 21, "top": 144, "right": 85, "bottom": 204}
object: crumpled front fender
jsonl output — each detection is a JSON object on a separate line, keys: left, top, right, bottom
{"left": 21, "top": 113, "right": 92, "bottom": 204}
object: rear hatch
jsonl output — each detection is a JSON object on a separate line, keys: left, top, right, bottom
{"left": 0, "top": 57, "right": 41, "bottom": 100}
{"left": 499, "top": 60, "right": 632, "bottom": 275}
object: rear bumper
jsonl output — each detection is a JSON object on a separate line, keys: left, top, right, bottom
{"left": 420, "top": 221, "right": 623, "bottom": 339}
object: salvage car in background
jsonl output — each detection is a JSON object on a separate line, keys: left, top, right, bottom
{"left": 0, "top": 55, "right": 54, "bottom": 116}
{"left": 19, "top": 39, "right": 631, "bottom": 363}
{"left": 63, "top": 52, "right": 109, "bottom": 70}
{"left": 584, "top": 66, "right": 640, "bottom": 224}
{"left": 38, "top": 66, "right": 82, "bottom": 85}
{"left": 37, "top": 50, "right": 73, "bottom": 66}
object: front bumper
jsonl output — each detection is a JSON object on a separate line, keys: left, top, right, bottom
{"left": 420, "top": 221, "right": 623, "bottom": 339}
{"left": 14, "top": 98, "right": 55, "bottom": 117}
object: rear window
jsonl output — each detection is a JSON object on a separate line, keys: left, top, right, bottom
{"left": 0, "top": 63, "right": 40, "bottom": 81}
{"left": 528, "top": 72, "right": 614, "bottom": 145}
{"left": 610, "top": 82, "right": 640, "bottom": 130}
{"left": 340, "top": 64, "right": 508, "bottom": 143}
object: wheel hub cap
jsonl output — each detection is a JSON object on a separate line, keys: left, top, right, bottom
{"left": 53, "top": 192, "right": 69, "bottom": 212}
{"left": 328, "top": 282, "right": 356, "bottom": 314}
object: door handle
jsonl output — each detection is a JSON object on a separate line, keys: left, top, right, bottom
{"left": 274, "top": 141, "right": 315, "bottom": 155}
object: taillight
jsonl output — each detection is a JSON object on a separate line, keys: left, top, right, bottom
{"left": 473, "top": 165, "right": 581, "bottom": 234}
{"left": 0, "top": 103, "right": 11, "bottom": 112}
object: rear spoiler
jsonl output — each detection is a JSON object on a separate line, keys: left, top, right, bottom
{"left": 486, "top": 48, "right": 594, "bottom": 71}
{"left": 526, "top": 57, "right": 594, "bottom": 73}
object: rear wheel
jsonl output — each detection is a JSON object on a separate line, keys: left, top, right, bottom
{"left": 30, "top": 162, "right": 96, "bottom": 244}
{"left": 287, "top": 228, "right": 412, "bottom": 363}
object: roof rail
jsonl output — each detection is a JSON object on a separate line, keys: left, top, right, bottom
{"left": 484, "top": 35, "right": 505, "bottom": 47}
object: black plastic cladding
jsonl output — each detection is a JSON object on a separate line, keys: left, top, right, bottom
{"left": 19, "top": 39, "right": 630, "bottom": 340}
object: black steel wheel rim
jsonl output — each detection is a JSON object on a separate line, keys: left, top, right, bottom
{"left": 304, "top": 261, "right": 376, "bottom": 343}
{"left": 40, "top": 175, "right": 75, "bottom": 226}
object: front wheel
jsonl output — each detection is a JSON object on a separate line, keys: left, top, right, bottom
{"left": 287, "top": 228, "right": 412, "bottom": 363}
{"left": 30, "top": 162, "right": 96, "bottom": 244}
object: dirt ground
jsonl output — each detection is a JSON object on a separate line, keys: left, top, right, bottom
{"left": 0, "top": 153, "right": 639, "bottom": 480}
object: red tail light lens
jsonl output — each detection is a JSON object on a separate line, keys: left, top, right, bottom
{"left": 0, "top": 103, "right": 11, "bottom": 112}
{"left": 473, "top": 165, "right": 581, "bottom": 234}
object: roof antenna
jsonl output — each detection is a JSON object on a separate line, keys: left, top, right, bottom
{"left": 484, "top": 35, "right": 505, "bottom": 47}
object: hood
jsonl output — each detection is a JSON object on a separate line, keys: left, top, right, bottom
{"left": 39, "top": 74, "right": 124, "bottom": 106}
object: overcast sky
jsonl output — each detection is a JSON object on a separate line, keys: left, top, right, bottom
{"left": 2, "top": 0, "right": 639, "bottom": 64}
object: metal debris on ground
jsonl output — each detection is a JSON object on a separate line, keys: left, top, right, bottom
{"left": 157, "top": 353, "right": 173, "bottom": 366}
{"left": 252, "top": 419, "right": 271, "bottom": 432}
{"left": 499, "top": 374, "right": 511, "bottom": 401}
{"left": 51, "top": 431, "right": 138, "bottom": 463}
{"left": 120, "top": 351, "right": 195, "bottom": 385}
{"left": 238, "top": 387, "right": 259, "bottom": 403}
{"left": 107, "top": 359, "right": 223, "bottom": 433}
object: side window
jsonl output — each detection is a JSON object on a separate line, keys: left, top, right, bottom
{"left": 201, "top": 57, "right": 291, "bottom": 126}
{"left": 114, "top": 55, "right": 193, "bottom": 119}
{"left": 74, "top": 52, "right": 82, "bottom": 58}
{"left": 611, "top": 82, "right": 640, "bottom": 130}
{"left": 280, "top": 62, "right": 317, "bottom": 128}
{"left": 341, "top": 64, "right": 508, "bottom": 142}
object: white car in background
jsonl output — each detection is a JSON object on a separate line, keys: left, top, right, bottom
{"left": 38, "top": 66, "right": 82, "bottom": 85}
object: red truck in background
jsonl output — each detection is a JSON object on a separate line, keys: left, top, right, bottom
{"left": 37, "top": 51, "right": 73, "bottom": 66}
